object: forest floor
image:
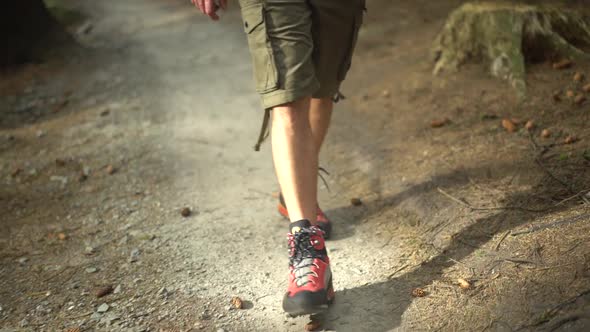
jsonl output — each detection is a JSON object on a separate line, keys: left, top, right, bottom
{"left": 1, "top": 0, "right": 589, "bottom": 331}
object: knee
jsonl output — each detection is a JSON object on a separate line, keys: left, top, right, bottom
{"left": 272, "top": 98, "right": 310, "bottom": 129}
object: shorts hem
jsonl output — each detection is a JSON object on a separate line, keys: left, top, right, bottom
{"left": 261, "top": 81, "right": 320, "bottom": 110}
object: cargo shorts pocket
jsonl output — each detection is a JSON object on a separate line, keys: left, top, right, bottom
{"left": 241, "top": 4, "right": 279, "bottom": 93}
{"left": 337, "top": 1, "right": 365, "bottom": 81}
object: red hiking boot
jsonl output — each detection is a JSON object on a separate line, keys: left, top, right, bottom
{"left": 278, "top": 194, "right": 333, "bottom": 239}
{"left": 283, "top": 219, "right": 334, "bottom": 316}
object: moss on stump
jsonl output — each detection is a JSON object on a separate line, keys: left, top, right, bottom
{"left": 432, "top": 2, "right": 590, "bottom": 99}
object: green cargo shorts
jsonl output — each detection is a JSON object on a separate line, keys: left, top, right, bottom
{"left": 238, "top": 0, "right": 365, "bottom": 149}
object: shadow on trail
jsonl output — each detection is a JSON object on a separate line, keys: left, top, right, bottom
{"left": 323, "top": 160, "right": 584, "bottom": 331}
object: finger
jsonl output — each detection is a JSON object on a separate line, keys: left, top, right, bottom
{"left": 204, "top": 0, "right": 215, "bottom": 16}
{"left": 197, "top": 0, "right": 206, "bottom": 14}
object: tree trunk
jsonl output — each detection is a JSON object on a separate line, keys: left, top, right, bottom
{"left": 0, "top": 0, "right": 67, "bottom": 67}
{"left": 432, "top": 2, "right": 590, "bottom": 99}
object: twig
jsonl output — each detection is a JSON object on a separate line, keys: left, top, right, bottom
{"left": 534, "top": 157, "right": 574, "bottom": 194}
{"left": 387, "top": 264, "right": 410, "bottom": 279}
{"left": 67, "top": 311, "right": 93, "bottom": 319}
{"left": 437, "top": 188, "right": 551, "bottom": 213}
{"left": 494, "top": 231, "right": 510, "bottom": 251}
{"left": 511, "top": 213, "right": 590, "bottom": 236}
{"left": 535, "top": 262, "right": 576, "bottom": 271}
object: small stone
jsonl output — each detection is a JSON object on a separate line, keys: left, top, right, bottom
{"left": 217, "top": 329, "right": 226, "bottom": 332}
{"left": 540, "top": 129, "right": 551, "bottom": 138}
{"left": 525, "top": 120, "right": 535, "bottom": 131}
{"left": 55, "top": 158, "right": 66, "bottom": 167}
{"left": 573, "top": 72, "right": 585, "bottom": 82}
{"left": 18, "top": 257, "right": 29, "bottom": 265}
{"left": 50, "top": 175, "right": 68, "bottom": 186}
{"left": 90, "top": 312, "right": 102, "bottom": 320}
{"left": 113, "top": 285, "right": 122, "bottom": 294}
{"left": 574, "top": 94, "right": 586, "bottom": 106}
{"left": 158, "top": 287, "right": 169, "bottom": 297}
{"left": 85, "top": 246, "right": 96, "bottom": 255}
{"left": 181, "top": 207, "right": 192, "bottom": 217}
{"left": 106, "top": 164, "right": 116, "bottom": 175}
{"left": 583, "top": 83, "right": 590, "bottom": 93}
{"left": 36, "top": 130, "right": 46, "bottom": 138}
{"left": 566, "top": 90, "right": 575, "bottom": 98}
{"left": 86, "top": 267, "right": 98, "bottom": 274}
{"left": 129, "top": 248, "right": 141, "bottom": 263}
{"left": 350, "top": 198, "right": 363, "bottom": 206}
{"left": 96, "top": 285, "right": 114, "bottom": 298}
{"left": 97, "top": 303, "right": 110, "bottom": 313}
{"left": 77, "top": 21, "right": 94, "bottom": 35}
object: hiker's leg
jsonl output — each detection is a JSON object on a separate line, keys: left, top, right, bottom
{"left": 272, "top": 97, "right": 318, "bottom": 224}
{"left": 309, "top": 97, "right": 333, "bottom": 154}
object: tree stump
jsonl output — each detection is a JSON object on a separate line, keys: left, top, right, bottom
{"left": 432, "top": 2, "right": 590, "bottom": 98}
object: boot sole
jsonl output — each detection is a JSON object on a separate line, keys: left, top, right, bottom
{"left": 283, "top": 279, "right": 335, "bottom": 317}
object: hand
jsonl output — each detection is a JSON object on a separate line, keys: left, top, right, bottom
{"left": 191, "top": 0, "right": 228, "bottom": 21}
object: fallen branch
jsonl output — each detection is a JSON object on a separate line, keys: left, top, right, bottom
{"left": 511, "top": 212, "right": 590, "bottom": 236}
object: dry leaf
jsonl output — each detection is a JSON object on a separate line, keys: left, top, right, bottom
{"left": 305, "top": 319, "right": 322, "bottom": 331}
{"left": 64, "top": 328, "right": 81, "bottom": 332}
{"left": 525, "top": 120, "right": 535, "bottom": 131}
{"left": 458, "top": 278, "right": 471, "bottom": 289}
{"left": 11, "top": 167, "right": 23, "bottom": 177}
{"left": 564, "top": 135, "right": 578, "bottom": 144}
{"left": 58, "top": 233, "right": 67, "bottom": 241}
{"left": 502, "top": 119, "right": 516, "bottom": 133}
{"left": 180, "top": 207, "right": 191, "bottom": 217}
{"left": 96, "top": 285, "right": 114, "bottom": 298}
{"left": 573, "top": 72, "right": 585, "bottom": 82}
{"left": 230, "top": 296, "right": 243, "bottom": 309}
{"left": 350, "top": 198, "right": 363, "bottom": 206}
{"left": 511, "top": 118, "right": 522, "bottom": 125}
{"left": 552, "top": 59, "right": 573, "bottom": 70}
{"left": 430, "top": 118, "right": 450, "bottom": 128}
{"left": 583, "top": 83, "right": 590, "bottom": 93}
{"left": 411, "top": 288, "right": 427, "bottom": 297}
{"left": 541, "top": 129, "right": 552, "bottom": 138}
{"left": 574, "top": 94, "right": 586, "bottom": 106}
{"left": 566, "top": 90, "right": 575, "bottom": 98}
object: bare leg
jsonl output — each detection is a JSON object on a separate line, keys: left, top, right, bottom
{"left": 272, "top": 97, "right": 318, "bottom": 224}
{"left": 309, "top": 97, "right": 334, "bottom": 154}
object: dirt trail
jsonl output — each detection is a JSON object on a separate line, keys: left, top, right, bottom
{"left": 2, "top": 0, "right": 590, "bottom": 331}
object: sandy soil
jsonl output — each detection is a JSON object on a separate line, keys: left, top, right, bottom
{"left": 1, "top": 0, "right": 589, "bottom": 331}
